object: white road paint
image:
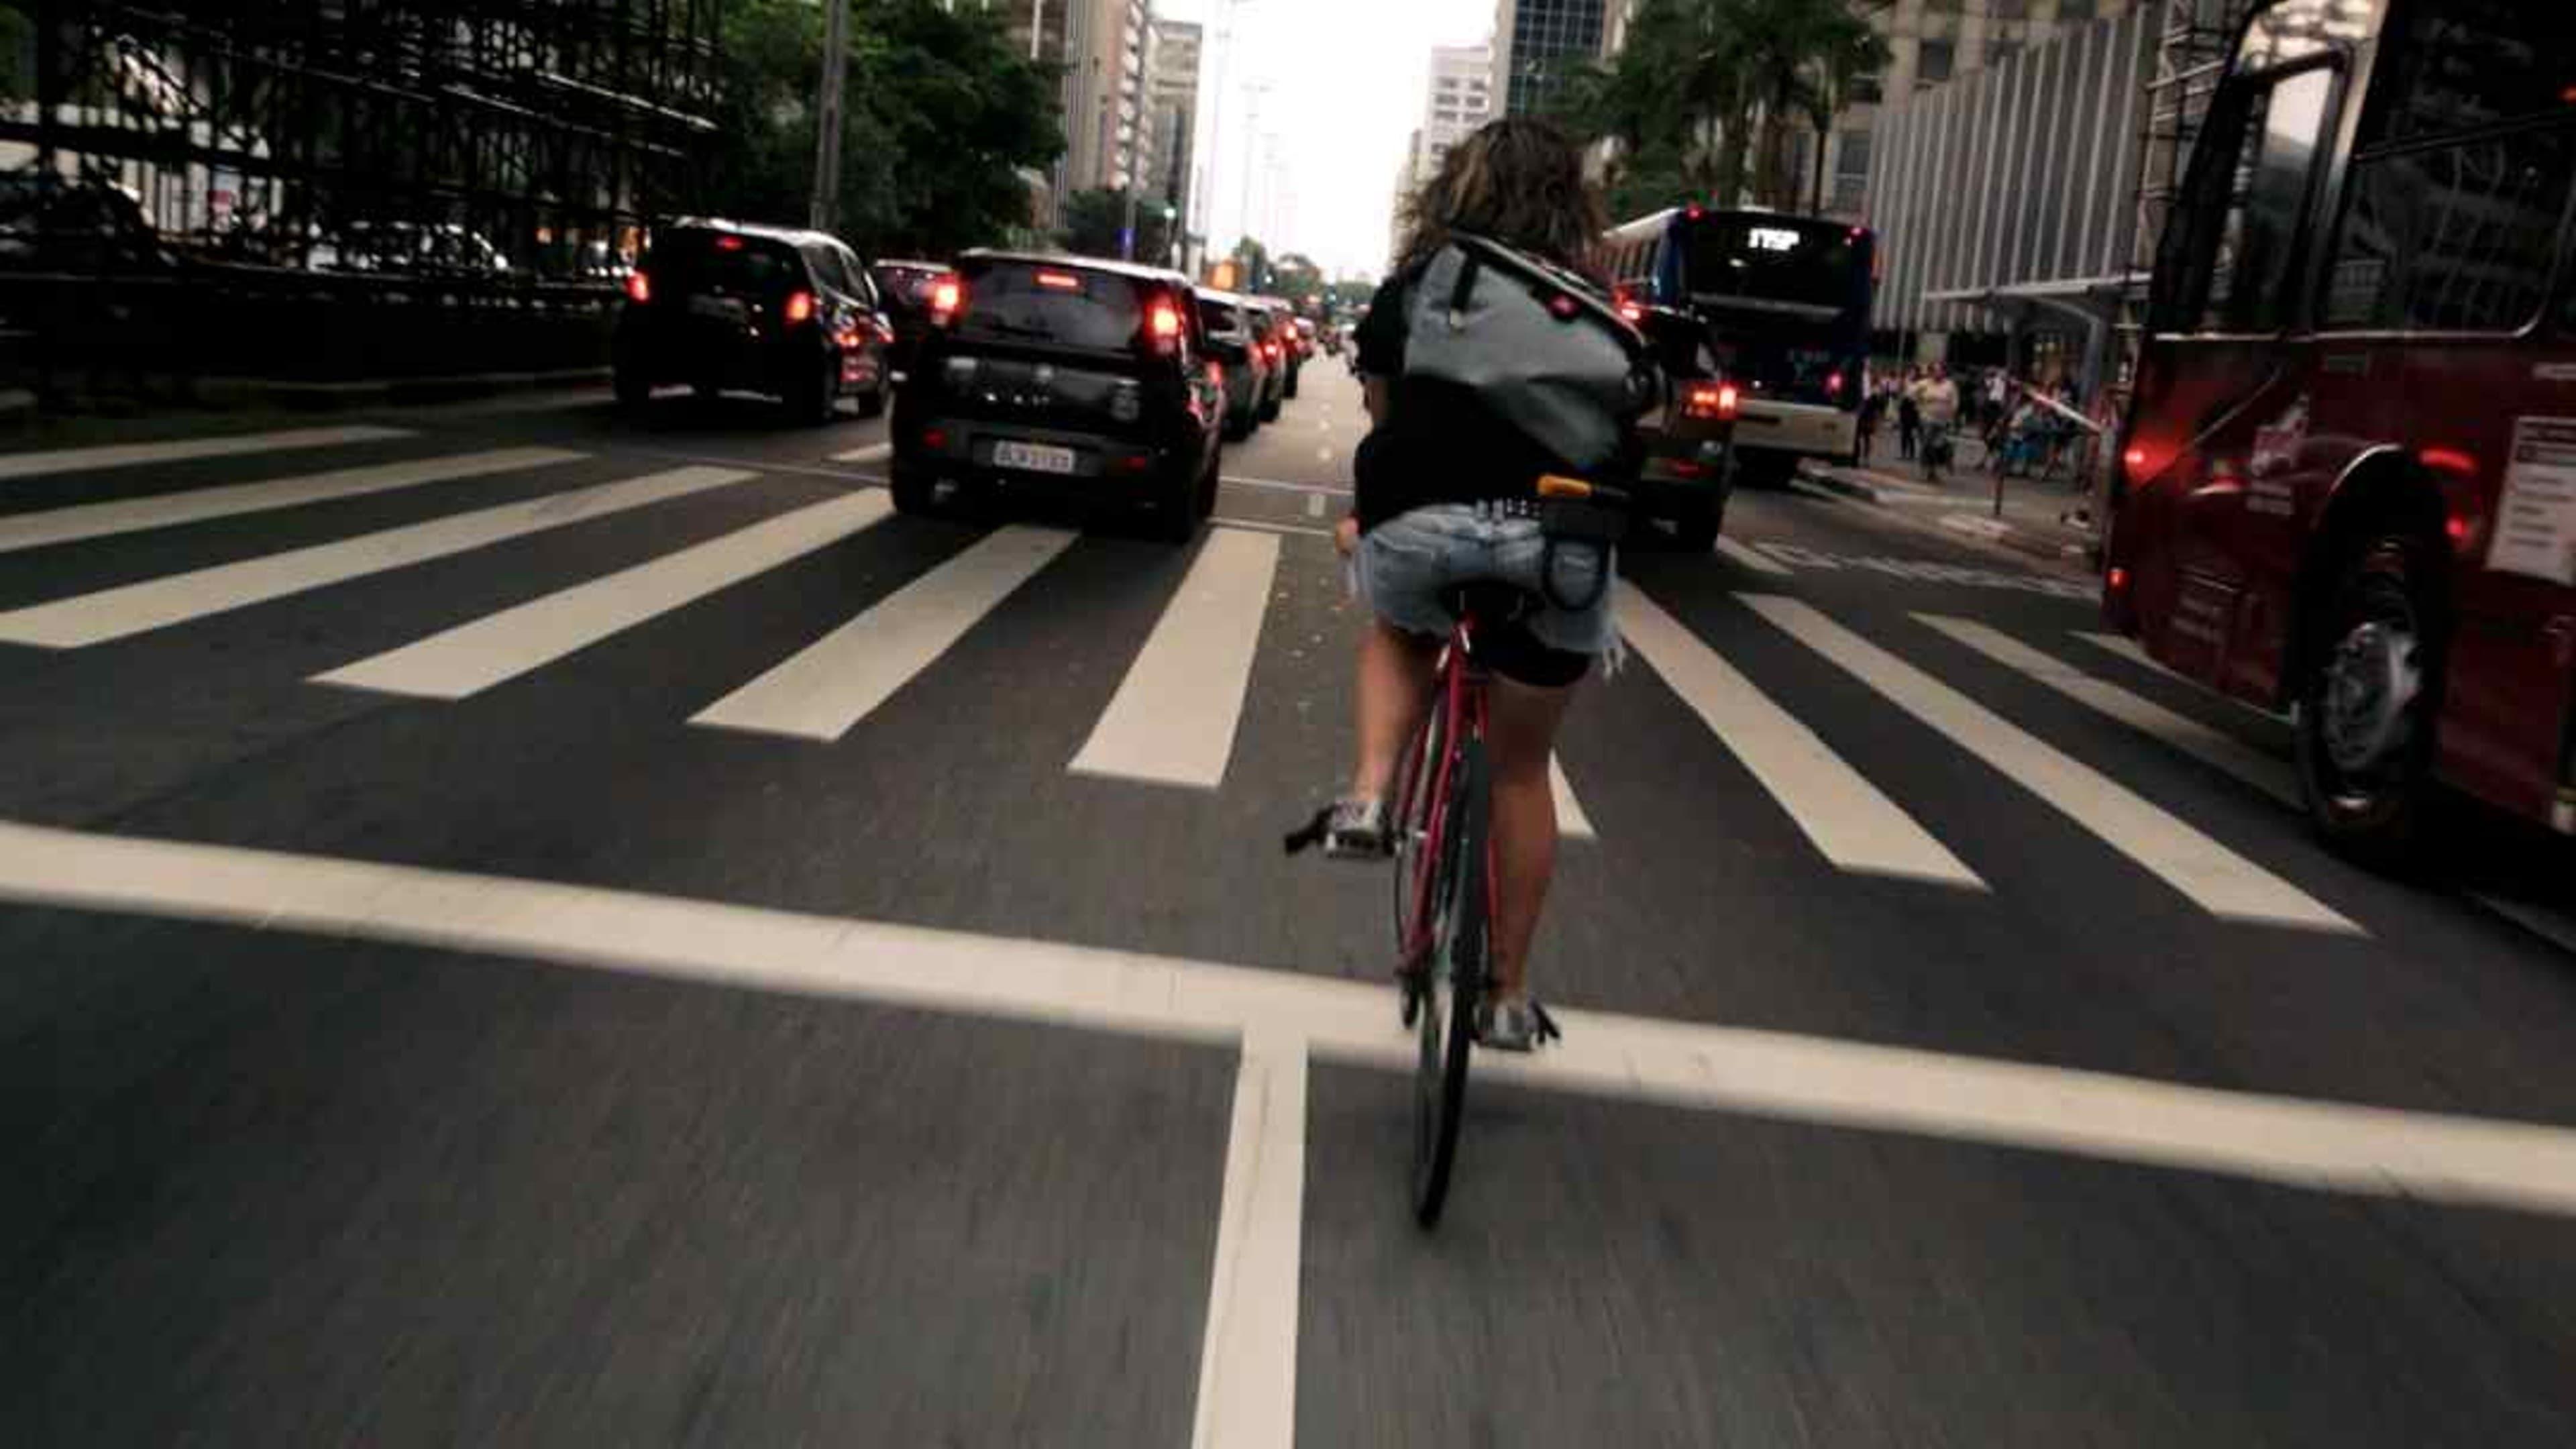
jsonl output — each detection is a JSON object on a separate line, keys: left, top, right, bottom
{"left": 1616, "top": 583, "right": 1982, "bottom": 888}
{"left": 1070, "top": 528, "right": 1279, "bottom": 788}
{"left": 0, "top": 423, "right": 411, "bottom": 481}
{"left": 1213, "top": 517, "right": 1334, "bottom": 541}
{"left": 1918, "top": 614, "right": 2299, "bottom": 806}
{"left": 0, "top": 466, "right": 753, "bottom": 648}
{"left": 1189, "top": 1030, "right": 1305, "bottom": 1449}
{"left": 0, "top": 447, "right": 583, "bottom": 555}
{"left": 5, "top": 814, "right": 2576, "bottom": 1218}
{"left": 1221, "top": 474, "right": 1351, "bottom": 497}
{"left": 1714, "top": 536, "right": 1794, "bottom": 576}
{"left": 693, "top": 525, "right": 1075, "bottom": 741}
{"left": 2076, "top": 630, "right": 2170, "bottom": 675}
{"left": 1304, "top": 492, "right": 1326, "bottom": 519}
{"left": 1744, "top": 595, "right": 2356, "bottom": 932}
{"left": 317, "top": 491, "right": 896, "bottom": 700}
{"left": 1550, "top": 755, "right": 1597, "bottom": 841}
{"left": 828, "top": 442, "right": 894, "bottom": 464}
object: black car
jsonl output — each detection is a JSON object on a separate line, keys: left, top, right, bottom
{"left": 868, "top": 258, "right": 948, "bottom": 382}
{"left": 1194, "top": 289, "right": 1268, "bottom": 439}
{"left": 614, "top": 219, "right": 892, "bottom": 424}
{"left": 1626, "top": 302, "right": 1741, "bottom": 549}
{"left": 892, "top": 252, "right": 1224, "bottom": 542}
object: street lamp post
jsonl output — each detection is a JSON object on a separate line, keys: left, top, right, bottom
{"left": 808, "top": 0, "right": 852, "bottom": 231}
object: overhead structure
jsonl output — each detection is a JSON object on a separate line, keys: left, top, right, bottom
{"left": 8, "top": 0, "right": 723, "bottom": 274}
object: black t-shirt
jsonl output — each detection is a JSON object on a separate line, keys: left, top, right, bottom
{"left": 1348, "top": 265, "right": 1564, "bottom": 531}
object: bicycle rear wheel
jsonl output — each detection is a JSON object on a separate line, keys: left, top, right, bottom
{"left": 1413, "top": 734, "right": 1489, "bottom": 1229}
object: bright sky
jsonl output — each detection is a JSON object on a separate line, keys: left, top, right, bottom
{"left": 1154, "top": 0, "right": 1496, "bottom": 280}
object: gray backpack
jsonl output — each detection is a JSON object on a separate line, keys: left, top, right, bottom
{"left": 1401, "top": 232, "right": 1660, "bottom": 472}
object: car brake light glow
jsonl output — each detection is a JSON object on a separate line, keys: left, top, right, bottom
{"left": 784, "top": 289, "right": 816, "bottom": 325}
{"left": 1148, "top": 299, "right": 1184, "bottom": 343}
{"left": 625, "top": 272, "right": 650, "bottom": 304}
{"left": 2108, "top": 566, "right": 2130, "bottom": 592}
{"left": 1036, "top": 270, "right": 1081, "bottom": 290}
{"left": 1718, "top": 383, "right": 1739, "bottom": 417}
{"left": 1684, "top": 381, "right": 1741, "bottom": 419}
{"left": 715, "top": 234, "right": 744, "bottom": 252}
{"left": 1617, "top": 302, "right": 1644, "bottom": 323}
{"left": 1826, "top": 370, "right": 1844, "bottom": 396}
{"left": 2418, "top": 446, "right": 2477, "bottom": 476}
{"left": 2447, "top": 514, "right": 2470, "bottom": 543}
{"left": 930, "top": 276, "right": 963, "bottom": 319}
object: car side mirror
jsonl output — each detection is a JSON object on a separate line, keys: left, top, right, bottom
{"left": 1636, "top": 307, "right": 1709, "bottom": 380}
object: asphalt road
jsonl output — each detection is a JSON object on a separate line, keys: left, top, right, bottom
{"left": 7, "top": 364, "right": 2576, "bottom": 1446}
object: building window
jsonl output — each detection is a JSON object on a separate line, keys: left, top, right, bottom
{"left": 1851, "top": 70, "right": 1883, "bottom": 103}
{"left": 1837, "top": 129, "right": 1872, "bottom": 178}
{"left": 1918, "top": 41, "right": 1953, "bottom": 87}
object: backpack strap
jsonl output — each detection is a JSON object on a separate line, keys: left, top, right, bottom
{"left": 1444, "top": 249, "right": 1481, "bottom": 325}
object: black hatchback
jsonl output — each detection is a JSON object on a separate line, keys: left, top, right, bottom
{"left": 892, "top": 252, "right": 1225, "bottom": 541}
{"left": 614, "top": 220, "right": 892, "bottom": 424}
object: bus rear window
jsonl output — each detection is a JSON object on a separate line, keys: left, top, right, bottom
{"left": 644, "top": 233, "right": 801, "bottom": 296}
{"left": 957, "top": 264, "right": 1148, "bottom": 351}
{"left": 1684, "top": 218, "right": 1866, "bottom": 312}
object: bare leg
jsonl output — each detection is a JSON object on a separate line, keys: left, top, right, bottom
{"left": 1351, "top": 617, "right": 1440, "bottom": 801}
{"left": 1483, "top": 676, "right": 1575, "bottom": 999}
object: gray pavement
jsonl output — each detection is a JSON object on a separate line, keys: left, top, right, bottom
{"left": 6, "top": 366, "right": 2576, "bottom": 1445}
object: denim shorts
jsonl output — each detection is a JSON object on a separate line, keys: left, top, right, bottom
{"left": 1356, "top": 503, "right": 1619, "bottom": 680}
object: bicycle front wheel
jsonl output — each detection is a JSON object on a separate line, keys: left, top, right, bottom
{"left": 1413, "top": 735, "right": 1489, "bottom": 1229}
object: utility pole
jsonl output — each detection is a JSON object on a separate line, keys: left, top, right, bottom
{"left": 809, "top": 0, "right": 852, "bottom": 231}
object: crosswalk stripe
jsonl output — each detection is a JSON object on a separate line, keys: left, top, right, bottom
{"left": 692, "top": 524, "right": 1077, "bottom": 741}
{"left": 1745, "top": 595, "right": 2357, "bottom": 932}
{"left": 0, "top": 447, "right": 584, "bottom": 555}
{"left": 1069, "top": 527, "right": 1279, "bottom": 788}
{"left": 1550, "top": 755, "right": 1596, "bottom": 841}
{"left": 0, "top": 465, "right": 754, "bottom": 649}
{"left": 828, "top": 442, "right": 894, "bottom": 464}
{"left": 0, "top": 424, "right": 411, "bottom": 481}
{"left": 1617, "top": 582, "right": 1983, "bottom": 888}
{"left": 1714, "top": 536, "right": 1793, "bottom": 576}
{"left": 1917, "top": 615, "right": 2300, "bottom": 806}
{"left": 315, "top": 490, "right": 896, "bottom": 700}
{"left": 2074, "top": 630, "right": 2163, "bottom": 674}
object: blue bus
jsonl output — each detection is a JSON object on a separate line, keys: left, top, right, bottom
{"left": 1597, "top": 206, "right": 1876, "bottom": 482}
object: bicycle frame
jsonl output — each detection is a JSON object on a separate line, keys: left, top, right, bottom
{"left": 1395, "top": 613, "right": 1495, "bottom": 977}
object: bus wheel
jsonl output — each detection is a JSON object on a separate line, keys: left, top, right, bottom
{"left": 2294, "top": 533, "right": 2445, "bottom": 870}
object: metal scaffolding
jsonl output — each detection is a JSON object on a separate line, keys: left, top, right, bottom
{"left": 9, "top": 0, "right": 722, "bottom": 276}
{"left": 2123, "top": 0, "right": 2245, "bottom": 324}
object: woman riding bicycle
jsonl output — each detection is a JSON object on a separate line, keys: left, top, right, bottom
{"left": 1316, "top": 117, "right": 1620, "bottom": 1052}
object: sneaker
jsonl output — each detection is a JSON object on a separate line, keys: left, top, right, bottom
{"left": 1474, "top": 996, "right": 1559, "bottom": 1053}
{"left": 1320, "top": 797, "right": 1391, "bottom": 861}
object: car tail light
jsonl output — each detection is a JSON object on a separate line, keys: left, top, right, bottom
{"left": 1147, "top": 299, "right": 1183, "bottom": 352}
{"left": 715, "top": 234, "right": 744, "bottom": 252}
{"left": 2108, "top": 566, "right": 2130, "bottom": 592}
{"left": 1037, "top": 270, "right": 1081, "bottom": 290}
{"left": 2122, "top": 445, "right": 2148, "bottom": 481}
{"left": 784, "top": 289, "right": 816, "bottom": 325}
{"left": 930, "top": 276, "right": 963, "bottom": 323}
{"left": 1112, "top": 451, "right": 1154, "bottom": 474}
{"left": 922, "top": 427, "right": 949, "bottom": 451}
{"left": 1684, "top": 382, "right": 1739, "bottom": 420}
{"left": 1617, "top": 301, "right": 1644, "bottom": 323}
{"left": 625, "top": 272, "right": 651, "bottom": 304}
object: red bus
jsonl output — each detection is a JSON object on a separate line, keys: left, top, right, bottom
{"left": 2106, "top": 0, "right": 2576, "bottom": 863}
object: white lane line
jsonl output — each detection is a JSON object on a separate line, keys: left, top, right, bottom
{"left": 1304, "top": 492, "right": 1326, "bottom": 520}
{"left": 1071, "top": 529, "right": 1279, "bottom": 788}
{"left": 317, "top": 490, "right": 896, "bottom": 700}
{"left": 1214, "top": 517, "right": 1334, "bottom": 541}
{"left": 1550, "top": 755, "right": 1597, "bottom": 841}
{"left": 1189, "top": 1031, "right": 1305, "bottom": 1449}
{"left": 1221, "top": 474, "right": 1351, "bottom": 497}
{"left": 0, "top": 447, "right": 584, "bottom": 555}
{"left": 1617, "top": 583, "right": 1983, "bottom": 888}
{"left": 7, "top": 814, "right": 2576, "bottom": 1218}
{"left": 1715, "top": 536, "right": 1794, "bottom": 576}
{"left": 1918, "top": 615, "right": 2299, "bottom": 807}
{"left": 1744, "top": 595, "right": 2356, "bottom": 932}
{"left": 0, "top": 466, "right": 754, "bottom": 649}
{"left": 0, "top": 424, "right": 411, "bottom": 481}
{"left": 694, "top": 525, "right": 1075, "bottom": 741}
{"left": 829, "top": 441, "right": 894, "bottom": 464}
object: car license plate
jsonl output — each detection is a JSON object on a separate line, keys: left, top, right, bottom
{"left": 992, "top": 441, "right": 1077, "bottom": 475}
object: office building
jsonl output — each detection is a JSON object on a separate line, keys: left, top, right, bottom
{"left": 1492, "top": 0, "right": 1609, "bottom": 118}
{"left": 1064, "top": 0, "right": 1155, "bottom": 195}
{"left": 1143, "top": 19, "right": 1201, "bottom": 231}
{"left": 1421, "top": 42, "right": 1496, "bottom": 174}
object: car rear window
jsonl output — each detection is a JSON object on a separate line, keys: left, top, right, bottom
{"left": 1197, "top": 298, "right": 1246, "bottom": 336}
{"left": 643, "top": 233, "right": 804, "bottom": 296}
{"left": 873, "top": 265, "right": 945, "bottom": 308}
{"left": 957, "top": 262, "right": 1148, "bottom": 352}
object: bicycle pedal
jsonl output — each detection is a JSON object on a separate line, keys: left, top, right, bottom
{"left": 1531, "top": 1002, "right": 1563, "bottom": 1043}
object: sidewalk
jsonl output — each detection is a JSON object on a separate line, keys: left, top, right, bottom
{"left": 1795, "top": 444, "right": 2100, "bottom": 569}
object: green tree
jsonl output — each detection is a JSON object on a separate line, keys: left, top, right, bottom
{"left": 698, "top": 0, "right": 1065, "bottom": 257}
{"left": 1059, "top": 187, "right": 1175, "bottom": 262}
{"left": 1228, "top": 237, "right": 1273, "bottom": 293}
{"left": 1270, "top": 252, "right": 1324, "bottom": 309}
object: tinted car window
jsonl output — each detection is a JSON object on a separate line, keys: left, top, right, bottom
{"left": 1197, "top": 297, "right": 1247, "bottom": 336}
{"left": 957, "top": 262, "right": 1147, "bottom": 351}
{"left": 645, "top": 232, "right": 801, "bottom": 296}
{"left": 873, "top": 265, "right": 946, "bottom": 314}
{"left": 2324, "top": 124, "right": 2574, "bottom": 333}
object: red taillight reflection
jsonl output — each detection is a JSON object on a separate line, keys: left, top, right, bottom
{"left": 625, "top": 272, "right": 650, "bottom": 304}
{"left": 715, "top": 234, "right": 744, "bottom": 252}
{"left": 784, "top": 290, "right": 816, "bottom": 325}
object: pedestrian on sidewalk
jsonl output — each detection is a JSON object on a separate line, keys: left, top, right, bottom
{"left": 1919, "top": 365, "right": 1961, "bottom": 484}
{"left": 1855, "top": 377, "right": 1886, "bottom": 465}
{"left": 1896, "top": 368, "right": 1921, "bottom": 460}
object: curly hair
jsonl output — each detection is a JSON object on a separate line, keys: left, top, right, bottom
{"left": 1393, "top": 117, "right": 1608, "bottom": 278}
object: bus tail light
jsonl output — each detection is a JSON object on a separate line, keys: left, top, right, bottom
{"left": 2108, "top": 566, "right": 2130, "bottom": 593}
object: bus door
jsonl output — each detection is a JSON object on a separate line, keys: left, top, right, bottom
{"left": 2138, "top": 60, "right": 2347, "bottom": 696}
